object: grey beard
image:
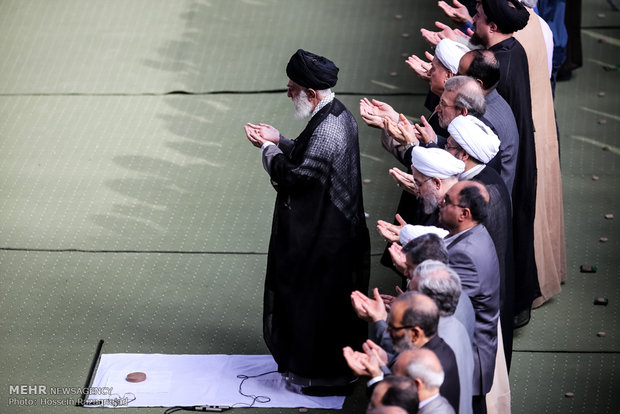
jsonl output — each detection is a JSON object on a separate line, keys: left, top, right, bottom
{"left": 423, "top": 196, "right": 439, "bottom": 215}
{"left": 422, "top": 183, "right": 440, "bottom": 214}
{"left": 392, "top": 333, "right": 416, "bottom": 354}
{"left": 293, "top": 90, "right": 313, "bottom": 120}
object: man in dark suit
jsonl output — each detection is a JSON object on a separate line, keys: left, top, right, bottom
{"left": 439, "top": 180, "right": 500, "bottom": 414}
{"left": 344, "top": 292, "right": 460, "bottom": 414}
{"left": 445, "top": 114, "right": 515, "bottom": 369}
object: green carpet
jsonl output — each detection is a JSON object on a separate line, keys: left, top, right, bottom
{"left": 1, "top": 1, "right": 619, "bottom": 413}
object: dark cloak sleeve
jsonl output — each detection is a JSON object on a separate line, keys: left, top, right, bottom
{"left": 262, "top": 99, "right": 370, "bottom": 380}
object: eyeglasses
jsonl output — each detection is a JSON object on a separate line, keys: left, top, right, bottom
{"left": 439, "top": 194, "right": 466, "bottom": 208}
{"left": 438, "top": 99, "right": 457, "bottom": 109}
{"left": 387, "top": 323, "right": 415, "bottom": 332}
{"left": 413, "top": 177, "right": 432, "bottom": 188}
{"left": 444, "top": 144, "right": 461, "bottom": 151}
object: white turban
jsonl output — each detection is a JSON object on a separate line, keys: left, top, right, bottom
{"left": 400, "top": 225, "right": 449, "bottom": 246}
{"left": 448, "top": 115, "right": 501, "bottom": 164}
{"left": 435, "top": 39, "right": 470, "bottom": 74}
{"left": 411, "top": 146, "right": 465, "bottom": 179}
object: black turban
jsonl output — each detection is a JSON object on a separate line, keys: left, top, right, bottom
{"left": 481, "top": 0, "right": 530, "bottom": 34}
{"left": 286, "top": 49, "right": 339, "bottom": 90}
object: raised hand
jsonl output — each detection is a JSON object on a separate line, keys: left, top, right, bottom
{"left": 438, "top": 0, "right": 473, "bottom": 24}
{"left": 351, "top": 287, "right": 388, "bottom": 323}
{"left": 414, "top": 115, "right": 437, "bottom": 145}
{"left": 405, "top": 53, "right": 433, "bottom": 80}
{"left": 420, "top": 21, "right": 460, "bottom": 46}
{"left": 244, "top": 123, "right": 280, "bottom": 148}
{"left": 389, "top": 168, "right": 419, "bottom": 196}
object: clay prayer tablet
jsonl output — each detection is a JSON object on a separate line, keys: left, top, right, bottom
{"left": 126, "top": 372, "right": 147, "bottom": 383}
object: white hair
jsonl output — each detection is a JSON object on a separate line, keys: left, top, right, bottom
{"left": 315, "top": 88, "right": 332, "bottom": 99}
{"left": 292, "top": 88, "right": 332, "bottom": 120}
{"left": 407, "top": 360, "right": 445, "bottom": 389}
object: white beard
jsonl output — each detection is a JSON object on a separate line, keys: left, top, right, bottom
{"left": 293, "top": 90, "right": 314, "bottom": 120}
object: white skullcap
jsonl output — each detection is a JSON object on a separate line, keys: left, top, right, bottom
{"left": 400, "top": 225, "right": 449, "bottom": 246}
{"left": 448, "top": 115, "right": 500, "bottom": 164}
{"left": 435, "top": 39, "right": 470, "bottom": 74}
{"left": 411, "top": 146, "right": 465, "bottom": 179}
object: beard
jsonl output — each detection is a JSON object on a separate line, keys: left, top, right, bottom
{"left": 292, "top": 90, "right": 313, "bottom": 120}
{"left": 470, "top": 31, "right": 485, "bottom": 46}
{"left": 392, "top": 332, "right": 415, "bottom": 354}
{"left": 438, "top": 113, "right": 450, "bottom": 129}
{"left": 422, "top": 184, "right": 441, "bottom": 214}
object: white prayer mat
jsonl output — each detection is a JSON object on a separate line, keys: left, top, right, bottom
{"left": 84, "top": 353, "right": 345, "bottom": 409}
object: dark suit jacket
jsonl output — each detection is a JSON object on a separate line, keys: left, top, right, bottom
{"left": 424, "top": 336, "right": 460, "bottom": 414}
{"left": 472, "top": 165, "right": 515, "bottom": 370}
{"left": 446, "top": 224, "right": 500, "bottom": 396}
{"left": 480, "top": 89, "right": 519, "bottom": 194}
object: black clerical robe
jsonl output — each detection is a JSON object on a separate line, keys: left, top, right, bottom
{"left": 262, "top": 98, "right": 370, "bottom": 380}
{"left": 490, "top": 37, "right": 541, "bottom": 323}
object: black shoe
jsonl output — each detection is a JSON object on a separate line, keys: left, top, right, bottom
{"left": 301, "top": 382, "right": 356, "bottom": 396}
{"left": 513, "top": 308, "right": 531, "bottom": 329}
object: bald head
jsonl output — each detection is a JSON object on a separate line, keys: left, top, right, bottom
{"left": 368, "top": 376, "right": 419, "bottom": 414}
{"left": 392, "top": 348, "right": 445, "bottom": 404}
{"left": 405, "top": 349, "right": 445, "bottom": 390}
{"left": 439, "top": 180, "right": 490, "bottom": 234}
{"left": 458, "top": 49, "right": 501, "bottom": 92}
{"left": 456, "top": 180, "right": 489, "bottom": 222}
{"left": 392, "top": 350, "right": 417, "bottom": 377}
{"left": 392, "top": 292, "right": 440, "bottom": 338}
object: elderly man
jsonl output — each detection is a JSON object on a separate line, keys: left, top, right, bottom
{"left": 439, "top": 180, "right": 499, "bottom": 413}
{"left": 393, "top": 349, "right": 457, "bottom": 414}
{"left": 353, "top": 233, "right": 474, "bottom": 341}
{"left": 387, "top": 76, "right": 488, "bottom": 195}
{"left": 409, "top": 261, "right": 474, "bottom": 414}
{"left": 360, "top": 38, "right": 470, "bottom": 159}
{"left": 408, "top": 146, "right": 464, "bottom": 218}
{"left": 470, "top": 0, "right": 540, "bottom": 328}
{"left": 407, "top": 76, "right": 486, "bottom": 149}
{"left": 367, "top": 376, "right": 420, "bottom": 414}
{"left": 362, "top": 39, "right": 469, "bottom": 275}
{"left": 244, "top": 49, "right": 370, "bottom": 395}
{"left": 345, "top": 292, "right": 460, "bottom": 413}
{"left": 458, "top": 49, "right": 519, "bottom": 192}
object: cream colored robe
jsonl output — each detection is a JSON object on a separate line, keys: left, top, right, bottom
{"left": 514, "top": 9, "right": 567, "bottom": 307}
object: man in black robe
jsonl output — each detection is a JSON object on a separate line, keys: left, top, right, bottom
{"left": 470, "top": 0, "right": 541, "bottom": 328}
{"left": 243, "top": 49, "right": 370, "bottom": 395}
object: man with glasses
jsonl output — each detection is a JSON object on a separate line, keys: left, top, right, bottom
{"left": 457, "top": 49, "right": 518, "bottom": 193}
{"left": 439, "top": 180, "right": 499, "bottom": 414}
{"left": 345, "top": 292, "right": 460, "bottom": 414}
{"left": 446, "top": 115, "right": 514, "bottom": 369}
{"left": 409, "top": 146, "right": 464, "bottom": 217}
